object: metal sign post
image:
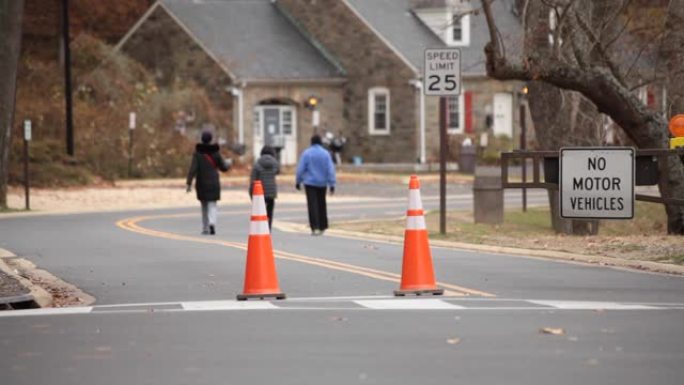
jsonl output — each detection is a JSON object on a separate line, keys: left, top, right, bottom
{"left": 128, "top": 112, "right": 136, "bottom": 178}
{"left": 424, "top": 48, "right": 461, "bottom": 235}
{"left": 23, "top": 120, "right": 32, "bottom": 210}
{"left": 560, "top": 147, "right": 635, "bottom": 219}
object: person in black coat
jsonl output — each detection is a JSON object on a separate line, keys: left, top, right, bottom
{"left": 249, "top": 145, "right": 280, "bottom": 229}
{"left": 186, "top": 131, "right": 231, "bottom": 235}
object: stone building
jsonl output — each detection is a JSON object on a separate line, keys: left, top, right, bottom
{"left": 118, "top": 0, "right": 525, "bottom": 165}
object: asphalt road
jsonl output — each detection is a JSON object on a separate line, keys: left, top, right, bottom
{"left": 1, "top": 187, "right": 683, "bottom": 385}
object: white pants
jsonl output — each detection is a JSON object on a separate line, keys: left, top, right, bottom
{"left": 201, "top": 201, "right": 217, "bottom": 231}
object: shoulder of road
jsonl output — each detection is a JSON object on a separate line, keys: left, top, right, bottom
{"left": 0, "top": 247, "right": 94, "bottom": 309}
{"left": 275, "top": 222, "right": 684, "bottom": 276}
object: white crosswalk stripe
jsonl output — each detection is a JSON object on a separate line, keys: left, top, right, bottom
{"left": 2, "top": 297, "right": 683, "bottom": 317}
{"left": 354, "top": 299, "right": 465, "bottom": 310}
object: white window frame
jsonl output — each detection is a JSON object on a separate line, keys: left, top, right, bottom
{"left": 253, "top": 107, "right": 262, "bottom": 138}
{"left": 368, "top": 87, "right": 391, "bottom": 135}
{"left": 447, "top": 13, "right": 470, "bottom": 46}
{"left": 447, "top": 94, "right": 465, "bottom": 135}
{"left": 280, "top": 107, "right": 296, "bottom": 135}
{"left": 548, "top": 8, "right": 564, "bottom": 47}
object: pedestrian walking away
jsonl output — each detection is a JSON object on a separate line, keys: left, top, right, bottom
{"left": 296, "top": 134, "right": 336, "bottom": 235}
{"left": 250, "top": 145, "right": 280, "bottom": 229}
{"left": 186, "top": 131, "right": 232, "bottom": 235}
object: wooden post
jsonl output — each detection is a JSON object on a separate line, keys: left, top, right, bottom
{"left": 439, "top": 97, "right": 447, "bottom": 235}
{"left": 23, "top": 137, "right": 29, "bottom": 210}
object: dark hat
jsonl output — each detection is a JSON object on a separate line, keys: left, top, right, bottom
{"left": 311, "top": 134, "right": 322, "bottom": 145}
{"left": 201, "top": 131, "right": 213, "bottom": 144}
{"left": 260, "top": 145, "right": 276, "bottom": 157}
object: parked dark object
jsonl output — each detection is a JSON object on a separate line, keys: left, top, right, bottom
{"left": 473, "top": 168, "right": 503, "bottom": 224}
{"left": 459, "top": 145, "right": 476, "bottom": 174}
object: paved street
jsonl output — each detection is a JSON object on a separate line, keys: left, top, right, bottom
{"left": 1, "top": 188, "right": 684, "bottom": 385}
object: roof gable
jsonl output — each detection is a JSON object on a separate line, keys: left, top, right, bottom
{"left": 133, "top": 0, "right": 346, "bottom": 81}
{"left": 346, "top": 0, "right": 522, "bottom": 77}
{"left": 345, "top": 0, "right": 446, "bottom": 73}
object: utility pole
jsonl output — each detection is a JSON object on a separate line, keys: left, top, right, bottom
{"left": 439, "top": 97, "right": 447, "bottom": 235}
{"left": 62, "top": 0, "right": 74, "bottom": 156}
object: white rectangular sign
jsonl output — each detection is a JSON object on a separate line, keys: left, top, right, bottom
{"left": 424, "top": 48, "right": 461, "bottom": 96}
{"left": 23, "top": 120, "right": 32, "bottom": 141}
{"left": 560, "top": 147, "right": 635, "bottom": 219}
{"left": 129, "top": 112, "right": 136, "bottom": 130}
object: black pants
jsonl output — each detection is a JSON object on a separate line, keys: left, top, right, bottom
{"left": 304, "top": 185, "right": 328, "bottom": 231}
{"left": 265, "top": 198, "right": 275, "bottom": 230}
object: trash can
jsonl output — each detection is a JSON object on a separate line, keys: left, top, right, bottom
{"left": 473, "top": 168, "right": 503, "bottom": 224}
{"left": 459, "top": 145, "right": 476, "bottom": 174}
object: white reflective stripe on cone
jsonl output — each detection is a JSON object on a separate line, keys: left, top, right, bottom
{"left": 250, "top": 220, "right": 270, "bottom": 235}
{"left": 251, "top": 195, "right": 267, "bottom": 216}
{"left": 406, "top": 215, "right": 426, "bottom": 230}
{"left": 408, "top": 189, "right": 423, "bottom": 210}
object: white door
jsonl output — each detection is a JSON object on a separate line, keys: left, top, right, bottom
{"left": 493, "top": 92, "right": 513, "bottom": 137}
{"left": 253, "top": 106, "right": 297, "bottom": 165}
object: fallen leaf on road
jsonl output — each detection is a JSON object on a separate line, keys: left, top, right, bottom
{"left": 540, "top": 327, "right": 565, "bottom": 335}
{"left": 446, "top": 337, "right": 461, "bottom": 345}
{"left": 328, "top": 316, "right": 348, "bottom": 322}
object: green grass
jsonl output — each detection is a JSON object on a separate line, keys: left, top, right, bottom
{"left": 0, "top": 207, "right": 25, "bottom": 213}
{"left": 428, "top": 207, "right": 553, "bottom": 244}
{"left": 335, "top": 202, "right": 679, "bottom": 264}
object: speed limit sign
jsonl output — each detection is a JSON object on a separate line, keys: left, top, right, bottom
{"left": 424, "top": 48, "right": 461, "bottom": 96}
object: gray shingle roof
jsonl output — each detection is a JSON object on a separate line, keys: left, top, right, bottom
{"left": 461, "top": 0, "right": 522, "bottom": 76}
{"left": 160, "top": 0, "right": 345, "bottom": 81}
{"left": 346, "top": 0, "right": 446, "bottom": 73}
{"left": 345, "top": 0, "right": 522, "bottom": 77}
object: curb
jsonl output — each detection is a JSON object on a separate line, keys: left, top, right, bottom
{"left": 0, "top": 248, "right": 53, "bottom": 308}
{"left": 275, "top": 222, "right": 684, "bottom": 276}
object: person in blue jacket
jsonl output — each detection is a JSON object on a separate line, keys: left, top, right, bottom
{"left": 296, "top": 134, "right": 336, "bottom": 235}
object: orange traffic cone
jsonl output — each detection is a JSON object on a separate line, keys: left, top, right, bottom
{"left": 394, "top": 175, "right": 443, "bottom": 296}
{"left": 237, "top": 181, "right": 286, "bottom": 301}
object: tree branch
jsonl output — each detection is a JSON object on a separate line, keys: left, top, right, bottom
{"left": 573, "top": 10, "right": 627, "bottom": 87}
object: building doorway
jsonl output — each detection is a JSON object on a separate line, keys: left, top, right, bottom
{"left": 253, "top": 105, "right": 297, "bottom": 165}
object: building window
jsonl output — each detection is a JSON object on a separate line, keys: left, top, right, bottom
{"left": 368, "top": 87, "right": 390, "bottom": 135}
{"left": 447, "top": 94, "right": 465, "bottom": 134}
{"left": 452, "top": 14, "right": 462, "bottom": 41}
{"left": 253, "top": 108, "right": 261, "bottom": 137}
{"left": 282, "top": 109, "right": 293, "bottom": 135}
{"left": 548, "top": 8, "right": 564, "bottom": 47}
{"left": 448, "top": 13, "right": 470, "bottom": 46}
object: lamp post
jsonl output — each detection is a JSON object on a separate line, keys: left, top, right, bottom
{"left": 305, "top": 95, "right": 320, "bottom": 134}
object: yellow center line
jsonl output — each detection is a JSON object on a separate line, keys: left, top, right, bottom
{"left": 115, "top": 214, "right": 495, "bottom": 298}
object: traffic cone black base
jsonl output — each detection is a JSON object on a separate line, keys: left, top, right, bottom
{"left": 394, "top": 289, "right": 444, "bottom": 297}
{"left": 237, "top": 293, "right": 287, "bottom": 301}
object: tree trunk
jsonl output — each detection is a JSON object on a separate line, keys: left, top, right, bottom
{"left": 480, "top": 0, "right": 684, "bottom": 235}
{"left": 662, "top": 0, "right": 684, "bottom": 234}
{"left": 529, "top": 82, "right": 601, "bottom": 234}
{"left": 0, "top": 0, "right": 25, "bottom": 209}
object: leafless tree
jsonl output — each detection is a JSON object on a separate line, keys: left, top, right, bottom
{"left": 0, "top": 0, "right": 25, "bottom": 209}
{"left": 481, "top": 0, "right": 684, "bottom": 234}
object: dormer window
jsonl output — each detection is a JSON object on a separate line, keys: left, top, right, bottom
{"left": 452, "top": 14, "right": 462, "bottom": 41}
{"left": 447, "top": 12, "right": 470, "bottom": 46}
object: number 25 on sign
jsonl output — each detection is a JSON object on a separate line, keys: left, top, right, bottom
{"left": 424, "top": 48, "right": 462, "bottom": 96}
